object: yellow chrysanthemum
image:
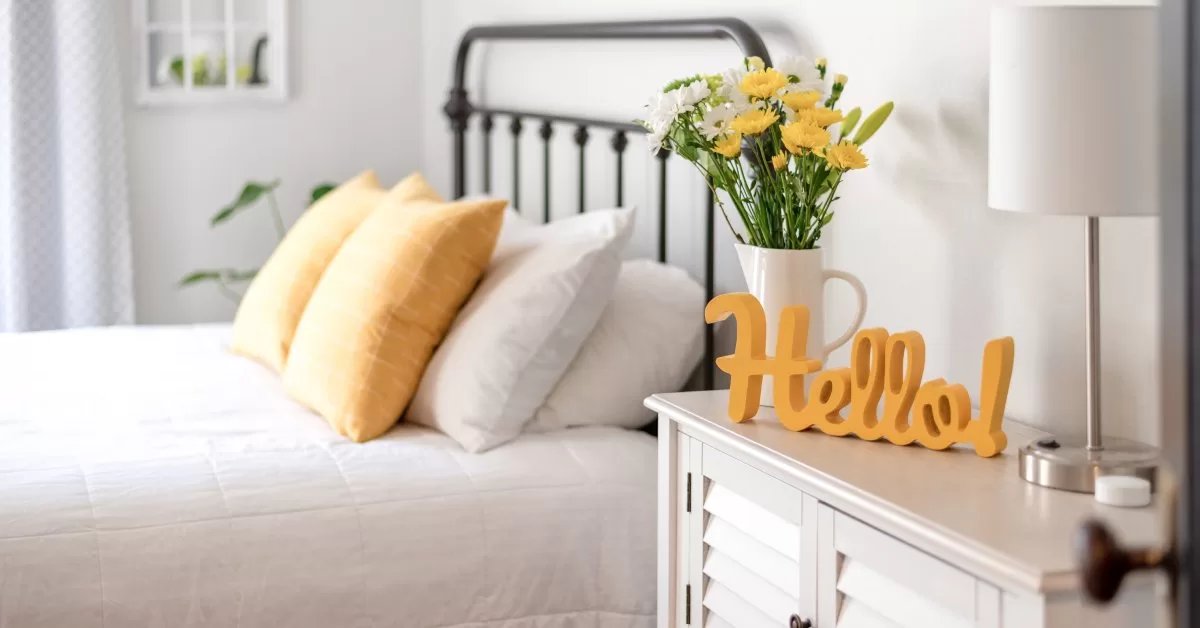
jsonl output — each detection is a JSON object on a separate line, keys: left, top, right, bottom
{"left": 739, "top": 69, "right": 788, "bottom": 100}
{"left": 798, "top": 108, "right": 844, "bottom": 128}
{"left": 729, "top": 109, "right": 780, "bottom": 136}
{"left": 778, "top": 90, "right": 822, "bottom": 111}
{"left": 824, "top": 139, "right": 869, "bottom": 170}
{"left": 713, "top": 133, "right": 743, "bottom": 159}
{"left": 747, "top": 56, "right": 765, "bottom": 72}
{"left": 780, "top": 121, "right": 830, "bottom": 154}
{"left": 771, "top": 152, "right": 789, "bottom": 171}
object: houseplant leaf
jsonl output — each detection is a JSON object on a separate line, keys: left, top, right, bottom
{"left": 223, "top": 268, "right": 259, "bottom": 283}
{"left": 169, "top": 56, "right": 185, "bottom": 85}
{"left": 210, "top": 179, "right": 281, "bottom": 226}
{"left": 310, "top": 183, "right": 336, "bottom": 206}
{"left": 178, "top": 269, "right": 223, "bottom": 287}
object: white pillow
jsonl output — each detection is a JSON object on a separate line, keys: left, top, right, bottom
{"left": 406, "top": 208, "right": 634, "bottom": 452}
{"left": 534, "top": 260, "right": 705, "bottom": 431}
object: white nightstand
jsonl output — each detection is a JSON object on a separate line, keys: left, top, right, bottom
{"left": 647, "top": 390, "right": 1165, "bottom": 628}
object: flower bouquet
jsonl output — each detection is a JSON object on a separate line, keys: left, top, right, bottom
{"left": 638, "top": 56, "right": 892, "bottom": 250}
{"left": 639, "top": 56, "right": 891, "bottom": 405}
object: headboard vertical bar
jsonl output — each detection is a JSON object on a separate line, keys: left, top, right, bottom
{"left": 539, "top": 120, "right": 553, "bottom": 223}
{"left": 704, "top": 181, "right": 716, "bottom": 390}
{"left": 510, "top": 117, "right": 524, "bottom": 211}
{"left": 445, "top": 87, "right": 470, "bottom": 198}
{"left": 574, "top": 126, "right": 590, "bottom": 213}
{"left": 481, "top": 114, "right": 494, "bottom": 194}
{"left": 656, "top": 149, "right": 669, "bottom": 262}
{"left": 611, "top": 131, "right": 627, "bottom": 207}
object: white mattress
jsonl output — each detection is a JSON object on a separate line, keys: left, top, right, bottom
{"left": 0, "top": 324, "right": 657, "bottom": 628}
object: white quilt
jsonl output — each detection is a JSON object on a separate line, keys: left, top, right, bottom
{"left": 0, "top": 325, "right": 656, "bottom": 628}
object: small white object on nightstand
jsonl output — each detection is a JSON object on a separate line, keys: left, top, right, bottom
{"left": 1095, "top": 476, "right": 1153, "bottom": 508}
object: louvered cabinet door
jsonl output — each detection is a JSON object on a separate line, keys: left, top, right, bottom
{"left": 686, "top": 444, "right": 819, "bottom": 628}
{"left": 816, "top": 507, "right": 1002, "bottom": 628}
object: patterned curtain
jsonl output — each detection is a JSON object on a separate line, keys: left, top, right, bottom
{"left": 0, "top": 0, "right": 135, "bottom": 332}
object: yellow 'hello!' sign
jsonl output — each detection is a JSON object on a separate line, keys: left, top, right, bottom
{"left": 705, "top": 293, "right": 1014, "bottom": 458}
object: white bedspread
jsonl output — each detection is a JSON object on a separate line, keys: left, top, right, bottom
{"left": 0, "top": 325, "right": 656, "bottom": 628}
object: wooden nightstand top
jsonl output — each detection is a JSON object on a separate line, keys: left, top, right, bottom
{"left": 647, "top": 390, "right": 1166, "bottom": 594}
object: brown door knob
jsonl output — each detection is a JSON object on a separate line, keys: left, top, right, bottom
{"left": 1076, "top": 518, "right": 1174, "bottom": 603}
{"left": 789, "top": 614, "right": 812, "bottom": 628}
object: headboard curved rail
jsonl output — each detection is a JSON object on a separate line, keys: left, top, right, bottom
{"left": 445, "top": 18, "right": 772, "bottom": 197}
{"left": 444, "top": 18, "right": 773, "bottom": 390}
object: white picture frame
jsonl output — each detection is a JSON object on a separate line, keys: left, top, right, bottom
{"left": 132, "top": 0, "right": 288, "bottom": 105}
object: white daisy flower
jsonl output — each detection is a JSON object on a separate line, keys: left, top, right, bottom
{"left": 647, "top": 124, "right": 669, "bottom": 152}
{"left": 717, "top": 66, "right": 750, "bottom": 108}
{"left": 678, "top": 79, "right": 711, "bottom": 108}
{"left": 661, "top": 80, "right": 709, "bottom": 118}
{"left": 644, "top": 79, "right": 712, "bottom": 152}
{"left": 644, "top": 91, "right": 665, "bottom": 119}
{"left": 698, "top": 103, "right": 737, "bottom": 140}
{"left": 643, "top": 92, "right": 673, "bottom": 132}
{"left": 776, "top": 56, "right": 825, "bottom": 94}
{"left": 645, "top": 79, "right": 710, "bottom": 130}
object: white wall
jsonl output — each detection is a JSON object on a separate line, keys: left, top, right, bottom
{"left": 419, "top": 0, "right": 1162, "bottom": 445}
{"left": 115, "top": 0, "right": 424, "bottom": 324}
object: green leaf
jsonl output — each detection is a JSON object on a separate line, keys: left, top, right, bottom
{"left": 179, "top": 267, "right": 259, "bottom": 288}
{"left": 663, "top": 74, "right": 706, "bottom": 93}
{"left": 814, "top": 169, "right": 835, "bottom": 194}
{"left": 169, "top": 56, "right": 185, "bottom": 85}
{"left": 178, "top": 269, "right": 223, "bottom": 287}
{"left": 697, "top": 151, "right": 723, "bottom": 180}
{"left": 309, "top": 183, "right": 336, "bottom": 206}
{"left": 852, "top": 101, "right": 894, "bottom": 145}
{"left": 667, "top": 125, "right": 689, "bottom": 147}
{"left": 223, "top": 268, "right": 259, "bottom": 283}
{"left": 840, "top": 107, "right": 862, "bottom": 138}
{"left": 211, "top": 180, "right": 281, "bottom": 226}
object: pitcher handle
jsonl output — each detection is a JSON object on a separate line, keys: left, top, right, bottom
{"left": 821, "top": 269, "right": 868, "bottom": 355}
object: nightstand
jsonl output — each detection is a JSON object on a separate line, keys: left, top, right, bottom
{"left": 647, "top": 390, "right": 1165, "bottom": 628}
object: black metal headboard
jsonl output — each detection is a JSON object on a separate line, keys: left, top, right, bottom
{"left": 443, "top": 18, "right": 771, "bottom": 389}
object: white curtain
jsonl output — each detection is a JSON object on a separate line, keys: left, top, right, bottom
{"left": 0, "top": 0, "right": 135, "bottom": 332}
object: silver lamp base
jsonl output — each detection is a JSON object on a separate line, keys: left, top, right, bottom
{"left": 1017, "top": 437, "right": 1159, "bottom": 493}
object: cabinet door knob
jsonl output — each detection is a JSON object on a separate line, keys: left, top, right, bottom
{"left": 789, "top": 614, "right": 812, "bottom": 628}
{"left": 1076, "top": 518, "right": 1174, "bottom": 603}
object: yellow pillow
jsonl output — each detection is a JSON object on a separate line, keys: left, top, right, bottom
{"left": 230, "top": 171, "right": 437, "bottom": 372}
{"left": 283, "top": 194, "right": 507, "bottom": 442}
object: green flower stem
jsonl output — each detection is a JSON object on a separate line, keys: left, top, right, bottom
{"left": 652, "top": 95, "right": 857, "bottom": 250}
{"left": 670, "top": 126, "right": 759, "bottom": 246}
{"left": 266, "top": 191, "right": 286, "bottom": 242}
{"left": 215, "top": 275, "right": 244, "bottom": 304}
{"left": 749, "top": 135, "right": 784, "bottom": 247}
{"left": 802, "top": 175, "right": 843, "bottom": 249}
{"left": 704, "top": 180, "right": 744, "bottom": 245}
{"left": 730, "top": 158, "right": 767, "bottom": 244}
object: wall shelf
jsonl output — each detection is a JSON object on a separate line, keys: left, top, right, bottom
{"left": 132, "top": 0, "right": 288, "bottom": 106}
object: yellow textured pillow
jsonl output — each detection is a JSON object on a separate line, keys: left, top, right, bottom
{"left": 283, "top": 195, "right": 507, "bottom": 442}
{"left": 230, "top": 171, "right": 437, "bottom": 372}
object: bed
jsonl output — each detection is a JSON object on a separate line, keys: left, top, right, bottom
{"left": 0, "top": 325, "right": 656, "bottom": 627}
{"left": 0, "top": 18, "right": 769, "bottom": 628}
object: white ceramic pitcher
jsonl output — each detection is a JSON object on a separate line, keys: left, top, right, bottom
{"left": 735, "top": 243, "right": 868, "bottom": 407}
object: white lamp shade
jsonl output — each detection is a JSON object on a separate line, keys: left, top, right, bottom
{"left": 988, "top": 6, "right": 1157, "bottom": 216}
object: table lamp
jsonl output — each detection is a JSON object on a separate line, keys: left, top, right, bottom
{"left": 988, "top": 5, "right": 1158, "bottom": 492}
